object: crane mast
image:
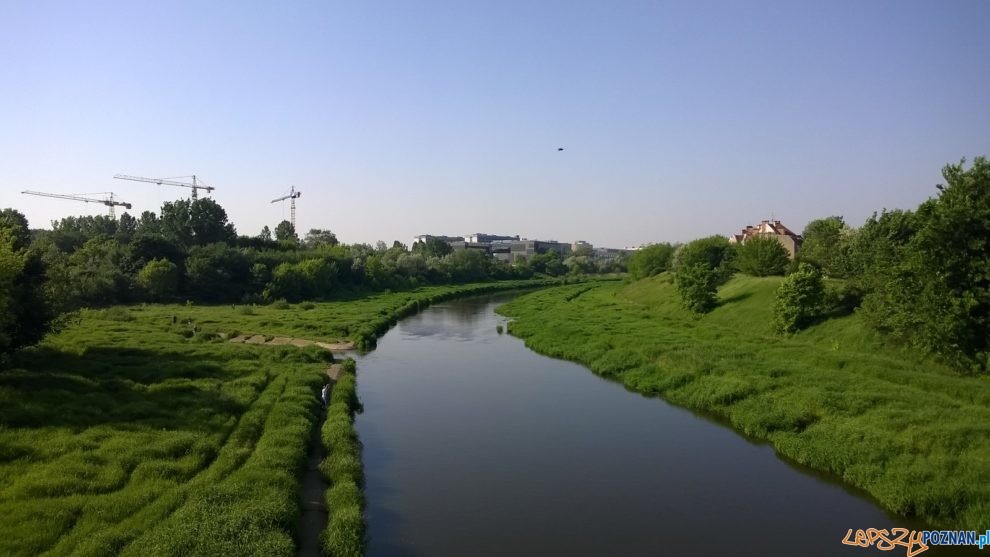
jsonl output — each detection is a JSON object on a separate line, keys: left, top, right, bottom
{"left": 22, "top": 190, "right": 132, "bottom": 219}
{"left": 113, "top": 174, "right": 214, "bottom": 200}
{"left": 271, "top": 186, "right": 302, "bottom": 230}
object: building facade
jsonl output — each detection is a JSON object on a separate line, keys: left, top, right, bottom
{"left": 728, "top": 219, "right": 802, "bottom": 259}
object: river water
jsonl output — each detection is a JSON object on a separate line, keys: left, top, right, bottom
{"left": 354, "top": 293, "right": 964, "bottom": 556}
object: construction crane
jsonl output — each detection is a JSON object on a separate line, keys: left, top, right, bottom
{"left": 113, "top": 174, "right": 214, "bottom": 200}
{"left": 271, "top": 186, "right": 302, "bottom": 229}
{"left": 22, "top": 190, "right": 132, "bottom": 219}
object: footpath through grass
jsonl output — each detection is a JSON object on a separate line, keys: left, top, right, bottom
{"left": 498, "top": 274, "right": 990, "bottom": 530}
{"left": 0, "top": 279, "right": 567, "bottom": 556}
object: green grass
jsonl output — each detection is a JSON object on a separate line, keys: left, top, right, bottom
{"left": 0, "top": 279, "right": 575, "bottom": 555}
{"left": 320, "top": 358, "right": 364, "bottom": 557}
{"left": 498, "top": 274, "right": 990, "bottom": 530}
{"left": 0, "top": 308, "right": 329, "bottom": 556}
{"left": 129, "top": 279, "right": 580, "bottom": 350}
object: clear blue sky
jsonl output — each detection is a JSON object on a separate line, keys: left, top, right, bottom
{"left": 2, "top": 0, "right": 988, "bottom": 248}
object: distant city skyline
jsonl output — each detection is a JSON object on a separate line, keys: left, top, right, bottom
{"left": 2, "top": 1, "right": 988, "bottom": 248}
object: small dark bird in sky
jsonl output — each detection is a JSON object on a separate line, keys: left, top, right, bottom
{"left": 557, "top": 147, "right": 564, "bottom": 151}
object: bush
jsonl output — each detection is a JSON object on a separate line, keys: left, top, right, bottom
{"left": 735, "top": 236, "right": 789, "bottom": 276}
{"left": 772, "top": 263, "right": 826, "bottom": 333}
{"left": 627, "top": 243, "right": 676, "bottom": 280}
{"left": 673, "top": 235, "right": 736, "bottom": 284}
{"left": 676, "top": 263, "right": 719, "bottom": 314}
{"left": 136, "top": 258, "right": 179, "bottom": 301}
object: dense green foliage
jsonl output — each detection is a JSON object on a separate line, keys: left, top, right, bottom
{"left": 800, "top": 216, "right": 850, "bottom": 276}
{"left": 499, "top": 277, "right": 990, "bottom": 530}
{"left": 627, "top": 243, "right": 676, "bottom": 280}
{"left": 320, "top": 358, "right": 365, "bottom": 557}
{"left": 5, "top": 197, "right": 617, "bottom": 320}
{"left": 795, "top": 158, "right": 990, "bottom": 372}
{"left": 771, "top": 263, "right": 826, "bottom": 333}
{"left": 0, "top": 210, "right": 52, "bottom": 357}
{"left": 672, "top": 235, "right": 736, "bottom": 282}
{"left": 735, "top": 235, "right": 789, "bottom": 276}
{"left": 675, "top": 264, "right": 719, "bottom": 314}
{"left": 672, "top": 236, "right": 736, "bottom": 313}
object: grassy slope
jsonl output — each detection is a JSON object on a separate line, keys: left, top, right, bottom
{"left": 498, "top": 274, "right": 990, "bottom": 530}
{"left": 0, "top": 280, "right": 565, "bottom": 556}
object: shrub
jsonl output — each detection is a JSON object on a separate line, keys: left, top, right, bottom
{"left": 136, "top": 258, "right": 179, "bottom": 301}
{"left": 627, "top": 243, "right": 676, "bottom": 280}
{"left": 772, "top": 263, "right": 826, "bottom": 333}
{"left": 676, "top": 263, "right": 719, "bottom": 314}
{"left": 735, "top": 236, "right": 789, "bottom": 276}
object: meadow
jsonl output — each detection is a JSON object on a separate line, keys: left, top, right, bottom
{"left": 498, "top": 274, "right": 990, "bottom": 530}
{"left": 0, "top": 279, "right": 566, "bottom": 556}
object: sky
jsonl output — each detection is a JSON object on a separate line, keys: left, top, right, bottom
{"left": 1, "top": 0, "right": 988, "bottom": 248}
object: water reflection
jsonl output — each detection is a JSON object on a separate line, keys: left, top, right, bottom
{"left": 355, "top": 294, "right": 973, "bottom": 556}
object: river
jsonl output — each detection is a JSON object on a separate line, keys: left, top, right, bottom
{"left": 354, "top": 293, "right": 965, "bottom": 556}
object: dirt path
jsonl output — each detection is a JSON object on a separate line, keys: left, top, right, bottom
{"left": 295, "top": 363, "right": 342, "bottom": 557}
{"left": 229, "top": 334, "right": 354, "bottom": 351}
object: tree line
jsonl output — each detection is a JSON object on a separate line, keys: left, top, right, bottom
{"left": 0, "top": 199, "right": 624, "bottom": 356}
{"left": 624, "top": 157, "right": 989, "bottom": 373}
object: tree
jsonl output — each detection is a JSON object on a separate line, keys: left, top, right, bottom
{"left": 185, "top": 243, "right": 250, "bottom": 302}
{"left": 115, "top": 212, "right": 137, "bottom": 243}
{"left": 857, "top": 157, "right": 990, "bottom": 371}
{"left": 136, "top": 211, "right": 161, "bottom": 235}
{"left": 801, "top": 216, "right": 848, "bottom": 276}
{"left": 159, "top": 199, "right": 193, "bottom": 246}
{"left": 263, "top": 257, "right": 338, "bottom": 302}
{"left": 275, "top": 220, "right": 298, "bottom": 244}
{"left": 676, "top": 263, "right": 719, "bottom": 314}
{"left": 258, "top": 226, "right": 273, "bottom": 242}
{"left": 304, "top": 229, "right": 339, "bottom": 248}
{"left": 0, "top": 208, "right": 31, "bottom": 251}
{"left": 137, "top": 258, "right": 179, "bottom": 301}
{"left": 772, "top": 263, "right": 826, "bottom": 333}
{"left": 0, "top": 229, "right": 27, "bottom": 354}
{"left": 66, "top": 237, "right": 132, "bottom": 306}
{"left": 189, "top": 198, "right": 236, "bottom": 245}
{"left": 673, "top": 235, "right": 736, "bottom": 284}
{"left": 628, "top": 243, "right": 675, "bottom": 280}
{"left": 412, "top": 237, "right": 452, "bottom": 258}
{"left": 128, "top": 232, "right": 185, "bottom": 270}
{"left": 735, "top": 236, "right": 789, "bottom": 276}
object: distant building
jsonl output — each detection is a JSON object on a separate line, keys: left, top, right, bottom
{"left": 571, "top": 240, "right": 593, "bottom": 253}
{"left": 465, "top": 233, "right": 519, "bottom": 244}
{"left": 729, "top": 219, "right": 802, "bottom": 259}
{"left": 509, "top": 240, "right": 572, "bottom": 263}
{"left": 412, "top": 234, "right": 463, "bottom": 245}
{"left": 592, "top": 247, "right": 629, "bottom": 263}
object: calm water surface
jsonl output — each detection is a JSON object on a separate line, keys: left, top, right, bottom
{"left": 355, "top": 294, "right": 963, "bottom": 556}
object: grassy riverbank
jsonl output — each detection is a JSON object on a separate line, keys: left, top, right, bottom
{"left": 320, "top": 358, "right": 364, "bottom": 556}
{"left": 125, "top": 277, "right": 581, "bottom": 350}
{"left": 498, "top": 275, "right": 990, "bottom": 530}
{"left": 0, "top": 279, "right": 566, "bottom": 555}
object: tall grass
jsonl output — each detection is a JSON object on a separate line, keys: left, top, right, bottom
{"left": 498, "top": 274, "right": 990, "bottom": 530}
{"left": 319, "top": 358, "right": 365, "bottom": 557}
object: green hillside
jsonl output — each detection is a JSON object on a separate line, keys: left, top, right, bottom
{"left": 498, "top": 275, "right": 990, "bottom": 530}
